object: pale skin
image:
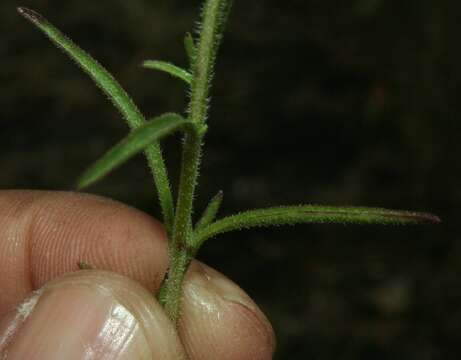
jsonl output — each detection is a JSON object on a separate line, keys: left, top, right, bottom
{"left": 0, "top": 191, "right": 275, "bottom": 359}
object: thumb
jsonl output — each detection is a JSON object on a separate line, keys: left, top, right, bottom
{"left": 0, "top": 271, "right": 186, "bottom": 359}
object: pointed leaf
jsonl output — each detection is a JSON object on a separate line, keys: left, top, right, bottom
{"left": 17, "top": 7, "right": 175, "bottom": 235}
{"left": 78, "top": 113, "right": 193, "bottom": 189}
{"left": 17, "top": 7, "right": 145, "bottom": 128}
{"left": 216, "top": 0, "right": 234, "bottom": 43}
{"left": 143, "top": 60, "right": 193, "bottom": 85}
{"left": 193, "top": 205, "right": 441, "bottom": 246}
{"left": 184, "top": 32, "right": 197, "bottom": 66}
{"left": 195, "top": 191, "right": 223, "bottom": 231}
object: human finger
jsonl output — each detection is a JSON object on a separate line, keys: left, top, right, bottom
{"left": 0, "top": 270, "right": 186, "bottom": 359}
{"left": 179, "top": 262, "right": 276, "bottom": 359}
{"left": 0, "top": 190, "right": 168, "bottom": 317}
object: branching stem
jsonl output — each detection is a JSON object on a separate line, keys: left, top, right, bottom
{"left": 160, "top": 0, "right": 226, "bottom": 324}
{"left": 18, "top": 1, "right": 440, "bottom": 329}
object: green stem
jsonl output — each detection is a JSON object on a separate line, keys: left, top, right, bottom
{"left": 189, "top": 0, "right": 224, "bottom": 126}
{"left": 161, "top": 250, "right": 193, "bottom": 323}
{"left": 145, "top": 146, "right": 175, "bottom": 235}
{"left": 160, "top": 0, "right": 226, "bottom": 323}
{"left": 161, "top": 133, "right": 203, "bottom": 323}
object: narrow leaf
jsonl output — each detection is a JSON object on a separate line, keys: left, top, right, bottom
{"left": 17, "top": 7, "right": 175, "bottom": 235}
{"left": 143, "top": 60, "right": 193, "bottom": 85}
{"left": 195, "top": 191, "right": 224, "bottom": 231}
{"left": 216, "top": 0, "right": 234, "bottom": 42}
{"left": 194, "top": 205, "right": 441, "bottom": 246}
{"left": 184, "top": 32, "right": 197, "bottom": 66}
{"left": 78, "top": 113, "right": 193, "bottom": 189}
{"left": 17, "top": 7, "right": 145, "bottom": 128}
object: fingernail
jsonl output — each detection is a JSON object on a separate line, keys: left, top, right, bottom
{"left": 4, "top": 278, "right": 152, "bottom": 359}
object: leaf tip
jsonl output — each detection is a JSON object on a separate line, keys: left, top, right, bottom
{"left": 76, "top": 177, "right": 90, "bottom": 191}
{"left": 17, "top": 7, "right": 45, "bottom": 24}
{"left": 400, "top": 210, "right": 441, "bottom": 225}
{"left": 419, "top": 212, "right": 441, "bottom": 225}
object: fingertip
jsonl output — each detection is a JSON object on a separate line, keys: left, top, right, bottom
{"left": 179, "top": 262, "right": 276, "bottom": 360}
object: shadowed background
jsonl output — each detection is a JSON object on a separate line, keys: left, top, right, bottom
{"left": 0, "top": 0, "right": 459, "bottom": 358}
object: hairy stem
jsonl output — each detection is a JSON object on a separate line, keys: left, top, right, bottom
{"left": 160, "top": 250, "right": 193, "bottom": 323}
{"left": 160, "top": 0, "right": 227, "bottom": 323}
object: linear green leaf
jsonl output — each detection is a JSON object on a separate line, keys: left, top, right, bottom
{"left": 17, "top": 7, "right": 145, "bottom": 128}
{"left": 195, "top": 191, "right": 224, "bottom": 231}
{"left": 215, "top": 0, "right": 234, "bottom": 45}
{"left": 78, "top": 113, "right": 193, "bottom": 189}
{"left": 17, "top": 7, "right": 176, "bottom": 233}
{"left": 193, "top": 205, "right": 441, "bottom": 246}
{"left": 184, "top": 32, "right": 197, "bottom": 67}
{"left": 143, "top": 60, "right": 192, "bottom": 85}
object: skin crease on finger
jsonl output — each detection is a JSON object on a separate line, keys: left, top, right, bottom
{"left": 0, "top": 190, "right": 276, "bottom": 359}
{"left": 0, "top": 190, "right": 169, "bottom": 318}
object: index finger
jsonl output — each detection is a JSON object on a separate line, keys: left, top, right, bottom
{"left": 0, "top": 190, "right": 169, "bottom": 317}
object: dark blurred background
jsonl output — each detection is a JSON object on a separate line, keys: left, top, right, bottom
{"left": 1, "top": 0, "right": 459, "bottom": 358}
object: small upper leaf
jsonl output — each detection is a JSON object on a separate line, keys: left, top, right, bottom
{"left": 193, "top": 205, "right": 441, "bottom": 247}
{"left": 195, "top": 190, "right": 224, "bottom": 231}
{"left": 215, "top": 0, "right": 234, "bottom": 44}
{"left": 184, "top": 32, "right": 197, "bottom": 67}
{"left": 78, "top": 113, "right": 194, "bottom": 189}
{"left": 143, "top": 60, "right": 193, "bottom": 85}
